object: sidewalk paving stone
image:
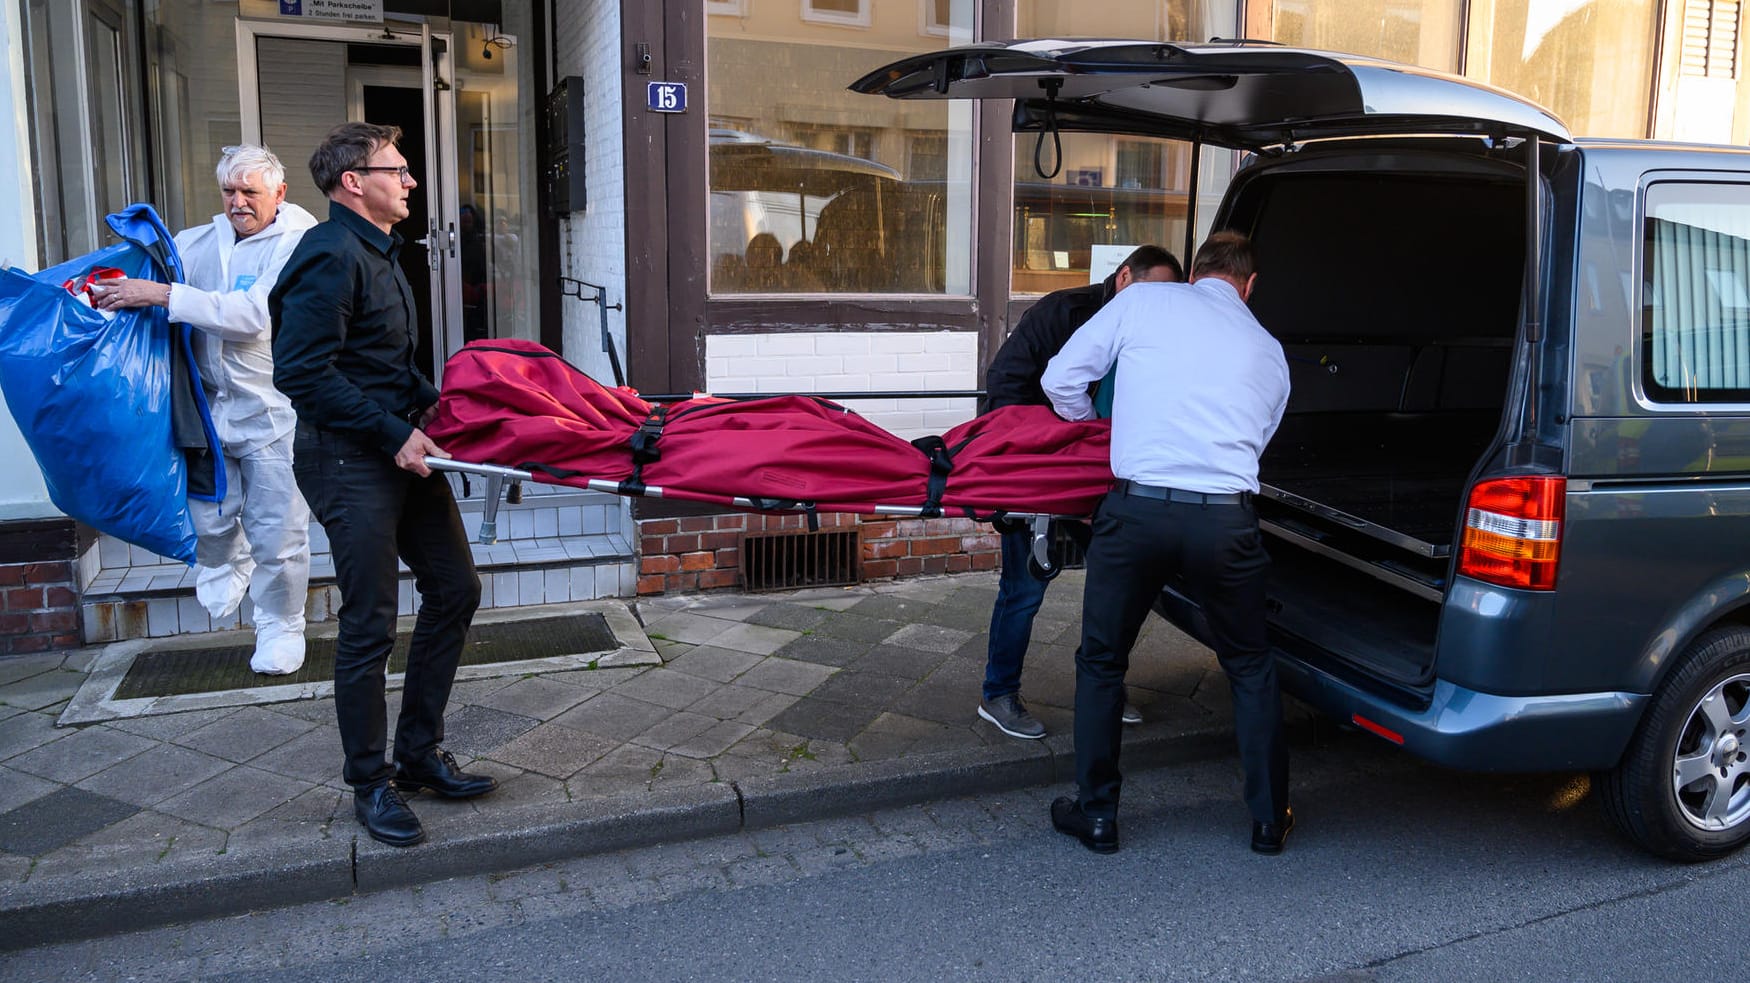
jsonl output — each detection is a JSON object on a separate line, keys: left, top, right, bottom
{"left": 0, "top": 788, "right": 139, "bottom": 855}
{"left": 768, "top": 632, "right": 868, "bottom": 667}
{"left": 883, "top": 623, "right": 974, "bottom": 654}
{"left": 742, "top": 603, "right": 831, "bottom": 632}
{"left": 151, "top": 766, "right": 316, "bottom": 829}
{"left": 810, "top": 612, "right": 903, "bottom": 644}
{"left": 74, "top": 744, "right": 235, "bottom": 808}
{"left": 0, "top": 654, "right": 64, "bottom": 688}
{"left": 0, "top": 669, "right": 86, "bottom": 712}
{"left": 472, "top": 677, "right": 595, "bottom": 721}
{"left": 443, "top": 705, "right": 542, "bottom": 756}
{"left": 486, "top": 723, "right": 617, "bottom": 779}
{"left": 0, "top": 711, "right": 67, "bottom": 763}
{"left": 609, "top": 667, "right": 721, "bottom": 710}
{"left": 630, "top": 710, "right": 717, "bottom": 751}
{"left": 663, "top": 645, "right": 763, "bottom": 683}
{"left": 5, "top": 726, "right": 155, "bottom": 784}
{"left": 171, "top": 706, "right": 317, "bottom": 763}
{"left": 731, "top": 657, "right": 835, "bottom": 696}
{"left": 684, "top": 681, "right": 773, "bottom": 720}
{"left": 0, "top": 766, "right": 57, "bottom": 815}
{"left": 668, "top": 720, "right": 756, "bottom": 759}
{"left": 552, "top": 691, "right": 676, "bottom": 741}
{"left": 639, "top": 611, "right": 740, "bottom": 646}
{"left": 0, "top": 569, "right": 1269, "bottom": 951}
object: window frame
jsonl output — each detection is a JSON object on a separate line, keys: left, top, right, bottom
{"left": 1640, "top": 178, "right": 1750, "bottom": 405}
{"left": 801, "top": 0, "right": 873, "bottom": 30}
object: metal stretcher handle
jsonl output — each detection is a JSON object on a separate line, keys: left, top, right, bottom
{"left": 426, "top": 458, "right": 533, "bottom": 544}
{"left": 426, "top": 456, "right": 1076, "bottom": 549}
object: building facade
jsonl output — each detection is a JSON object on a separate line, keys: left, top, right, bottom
{"left": 0, "top": 0, "right": 1745, "bottom": 651}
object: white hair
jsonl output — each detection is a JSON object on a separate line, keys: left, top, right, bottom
{"left": 215, "top": 144, "right": 286, "bottom": 189}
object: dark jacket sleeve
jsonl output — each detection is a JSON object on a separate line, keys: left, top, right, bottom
{"left": 980, "top": 279, "right": 1111, "bottom": 414}
{"left": 270, "top": 238, "right": 414, "bottom": 457}
{"left": 981, "top": 298, "right": 1064, "bottom": 413}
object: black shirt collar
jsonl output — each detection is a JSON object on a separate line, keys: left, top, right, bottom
{"left": 328, "top": 199, "right": 402, "bottom": 256}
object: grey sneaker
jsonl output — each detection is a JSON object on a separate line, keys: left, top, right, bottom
{"left": 1122, "top": 701, "right": 1143, "bottom": 725}
{"left": 978, "top": 693, "right": 1046, "bottom": 739}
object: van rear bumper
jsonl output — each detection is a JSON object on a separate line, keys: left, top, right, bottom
{"left": 1277, "top": 656, "right": 1646, "bottom": 772}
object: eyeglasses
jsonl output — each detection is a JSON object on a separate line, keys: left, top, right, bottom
{"left": 352, "top": 165, "right": 414, "bottom": 182}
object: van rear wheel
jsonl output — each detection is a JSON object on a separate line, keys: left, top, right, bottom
{"left": 1601, "top": 626, "right": 1750, "bottom": 861}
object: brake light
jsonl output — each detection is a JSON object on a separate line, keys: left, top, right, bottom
{"left": 1457, "top": 476, "right": 1566, "bottom": 591}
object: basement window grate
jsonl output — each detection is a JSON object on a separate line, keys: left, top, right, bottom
{"left": 741, "top": 528, "right": 862, "bottom": 591}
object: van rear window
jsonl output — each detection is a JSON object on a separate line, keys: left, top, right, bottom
{"left": 1643, "top": 182, "right": 1750, "bottom": 403}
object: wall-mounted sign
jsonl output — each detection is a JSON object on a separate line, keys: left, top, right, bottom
{"left": 647, "top": 82, "right": 687, "bottom": 114}
{"left": 278, "top": 0, "right": 384, "bottom": 23}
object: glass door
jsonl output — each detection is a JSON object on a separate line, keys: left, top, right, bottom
{"left": 235, "top": 18, "right": 462, "bottom": 382}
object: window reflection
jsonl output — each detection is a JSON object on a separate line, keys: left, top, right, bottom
{"left": 1009, "top": 2, "right": 1239, "bottom": 294}
{"left": 706, "top": 2, "right": 972, "bottom": 295}
{"left": 1467, "top": 0, "right": 1659, "bottom": 137}
{"left": 1271, "top": 1, "right": 1465, "bottom": 71}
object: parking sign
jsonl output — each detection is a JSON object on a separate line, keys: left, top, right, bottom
{"left": 647, "top": 82, "right": 687, "bottom": 114}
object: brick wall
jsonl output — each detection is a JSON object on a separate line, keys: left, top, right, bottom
{"left": 0, "top": 560, "right": 80, "bottom": 655}
{"left": 636, "top": 512, "right": 999, "bottom": 595}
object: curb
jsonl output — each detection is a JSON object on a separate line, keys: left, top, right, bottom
{"left": 0, "top": 717, "right": 1265, "bottom": 951}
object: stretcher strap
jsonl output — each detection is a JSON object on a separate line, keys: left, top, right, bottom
{"left": 625, "top": 404, "right": 670, "bottom": 495}
{"left": 910, "top": 435, "right": 954, "bottom": 518}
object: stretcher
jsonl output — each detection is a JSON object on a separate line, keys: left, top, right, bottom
{"left": 423, "top": 339, "right": 1118, "bottom": 579}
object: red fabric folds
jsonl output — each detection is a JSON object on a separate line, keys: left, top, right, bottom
{"left": 427, "top": 340, "right": 1117, "bottom": 517}
{"left": 938, "top": 407, "right": 1112, "bottom": 517}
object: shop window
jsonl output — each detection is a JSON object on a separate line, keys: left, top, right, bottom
{"left": 1010, "top": 2, "right": 1239, "bottom": 295}
{"left": 707, "top": 1, "right": 972, "bottom": 295}
{"left": 1465, "top": 0, "right": 1659, "bottom": 138}
{"left": 19, "top": 0, "right": 154, "bottom": 264}
{"left": 1642, "top": 182, "right": 1750, "bottom": 402}
{"left": 1269, "top": 0, "right": 1464, "bottom": 72}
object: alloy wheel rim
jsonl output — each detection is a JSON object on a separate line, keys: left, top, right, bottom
{"left": 1672, "top": 672, "right": 1750, "bottom": 831}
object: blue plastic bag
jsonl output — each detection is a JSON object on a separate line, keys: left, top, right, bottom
{"left": 0, "top": 204, "right": 223, "bottom": 563}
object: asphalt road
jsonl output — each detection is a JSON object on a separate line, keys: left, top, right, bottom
{"left": 4, "top": 726, "right": 1743, "bottom": 983}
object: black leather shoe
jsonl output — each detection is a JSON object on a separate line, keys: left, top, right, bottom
{"left": 395, "top": 747, "right": 499, "bottom": 799}
{"left": 1051, "top": 796, "right": 1119, "bottom": 854}
{"left": 354, "top": 783, "right": 425, "bottom": 847}
{"left": 1251, "top": 807, "right": 1295, "bottom": 855}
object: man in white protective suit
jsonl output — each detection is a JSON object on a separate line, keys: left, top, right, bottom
{"left": 91, "top": 145, "right": 320, "bottom": 674}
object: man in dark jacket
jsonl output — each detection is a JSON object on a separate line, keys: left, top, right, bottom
{"left": 976, "top": 244, "right": 1183, "bottom": 739}
{"left": 271, "top": 122, "right": 494, "bottom": 848}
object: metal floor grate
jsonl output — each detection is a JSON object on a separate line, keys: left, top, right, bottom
{"left": 113, "top": 614, "right": 619, "bottom": 699}
{"left": 741, "top": 528, "right": 862, "bottom": 591}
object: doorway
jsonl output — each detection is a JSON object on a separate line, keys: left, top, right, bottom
{"left": 235, "top": 16, "right": 531, "bottom": 384}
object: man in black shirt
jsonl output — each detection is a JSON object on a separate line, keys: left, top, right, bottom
{"left": 271, "top": 122, "right": 493, "bottom": 848}
{"left": 975, "top": 245, "right": 1182, "bottom": 740}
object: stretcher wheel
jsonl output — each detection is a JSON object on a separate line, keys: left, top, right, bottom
{"left": 1028, "top": 554, "right": 1061, "bottom": 582}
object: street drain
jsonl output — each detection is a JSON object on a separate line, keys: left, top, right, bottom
{"left": 112, "top": 613, "right": 618, "bottom": 699}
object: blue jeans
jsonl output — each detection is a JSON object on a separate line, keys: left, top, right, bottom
{"left": 983, "top": 526, "right": 1051, "bottom": 701}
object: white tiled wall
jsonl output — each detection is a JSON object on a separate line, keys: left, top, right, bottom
{"left": 704, "top": 332, "right": 979, "bottom": 440}
{"left": 556, "top": 0, "right": 627, "bottom": 384}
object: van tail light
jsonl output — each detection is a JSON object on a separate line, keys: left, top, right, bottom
{"left": 1457, "top": 476, "right": 1566, "bottom": 591}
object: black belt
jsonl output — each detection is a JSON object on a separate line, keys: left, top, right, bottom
{"left": 1113, "top": 479, "right": 1250, "bottom": 506}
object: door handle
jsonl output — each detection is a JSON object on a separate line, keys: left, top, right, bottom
{"left": 417, "top": 219, "right": 448, "bottom": 272}
{"left": 447, "top": 222, "right": 457, "bottom": 259}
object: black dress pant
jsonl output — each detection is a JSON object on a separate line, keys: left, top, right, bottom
{"left": 293, "top": 424, "right": 481, "bottom": 789}
{"left": 1073, "top": 487, "right": 1288, "bottom": 824}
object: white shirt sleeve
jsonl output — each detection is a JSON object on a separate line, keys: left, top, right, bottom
{"left": 165, "top": 227, "right": 308, "bottom": 342}
{"left": 1041, "top": 291, "right": 1128, "bottom": 422}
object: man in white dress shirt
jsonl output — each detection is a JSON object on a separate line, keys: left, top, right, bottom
{"left": 92, "top": 145, "right": 318, "bottom": 674}
{"left": 1038, "top": 231, "right": 1294, "bottom": 855}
